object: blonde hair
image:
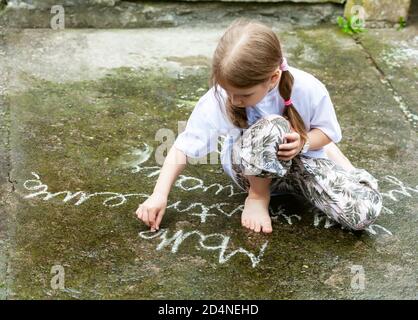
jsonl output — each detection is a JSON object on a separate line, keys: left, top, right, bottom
{"left": 210, "top": 19, "right": 307, "bottom": 144}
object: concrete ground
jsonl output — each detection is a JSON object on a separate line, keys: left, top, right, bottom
{"left": 0, "top": 19, "right": 417, "bottom": 299}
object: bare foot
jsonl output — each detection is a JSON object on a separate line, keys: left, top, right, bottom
{"left": 241, "top": 196, "right": 273, "bottom": 233}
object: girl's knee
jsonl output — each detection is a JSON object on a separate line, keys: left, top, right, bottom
{"left": 262, "top": 114, "right": 286, "bottom": 122}
{"left": 340, "top": 194, "right": 383, "bottom": 231}
{"left": 233, "top": 115, "right": 292, "bottom": 178}
{"left": 246, "top": 115, "right": 291, "bottom": 145}
{"left": 324, "top": 168, "right": 383, "bottom": 231}
{"left": 254, "top": 114, "right": 291, "bottom": 132}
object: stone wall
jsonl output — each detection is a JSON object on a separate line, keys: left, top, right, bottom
{"left": 0, "top": 0, "right": 414, "bottom": 28}
{"left": 0, "top": 1, "right": 344, "bottom": 28}
{"left": 5, "top": 0, "right": 346, "bottom": 8}
{"left": 344, "top": 0, "right": 411, "bottom": 25}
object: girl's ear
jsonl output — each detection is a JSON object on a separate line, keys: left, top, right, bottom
{"left": 270, "top": 69, "right": 281, "bottom": 85}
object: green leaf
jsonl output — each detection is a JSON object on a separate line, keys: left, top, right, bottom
{"left": 337, "top": 16, "right": 346, "bottom": 28}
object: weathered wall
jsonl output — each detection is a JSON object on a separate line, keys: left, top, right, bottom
{"left": 5, "top": 0, "right": 346, "bottom": 8}
{"left": 344, "top": 0, "right": 411, "bottom": 24}
{"left": 0, "top": 1, "right": 344, "bottom": 28}
{"left": 0, "top": 0, "right": 414, "bottom": 28}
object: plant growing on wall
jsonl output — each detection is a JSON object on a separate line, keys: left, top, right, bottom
{"left": 397, "top": 16, "right": 407, "bottom": 30}
{"left": 337, "top": 15, "right": 366, "bottom": 35}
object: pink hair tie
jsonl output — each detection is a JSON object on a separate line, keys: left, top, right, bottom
{"left": 280, "top": 57, "right": 289, "bottom": 71}
{"left": 284, "top": 99, "right": 293, "bottom": 106}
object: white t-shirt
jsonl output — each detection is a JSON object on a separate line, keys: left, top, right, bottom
{"left": 173, "top": 66, "right": 342, "bottom": 178}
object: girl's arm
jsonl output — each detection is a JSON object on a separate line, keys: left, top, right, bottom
{"left": 136, "top": 145, "right": 187, "bottom": 231}
{"left": 153, "top": 145, "right": 187, "bottom": 197}
{"left": 306, "top": 128, "right": 332, "bottom": 151}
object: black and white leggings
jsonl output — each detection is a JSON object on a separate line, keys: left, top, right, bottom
{"left": 230, "top": 114, "right": 383, "bottom": 231}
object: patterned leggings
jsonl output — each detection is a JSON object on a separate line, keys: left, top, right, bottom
{"left": 230, "top": 115, "right": 383, "bottom": 231}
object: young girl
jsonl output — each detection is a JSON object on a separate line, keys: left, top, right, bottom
{"left": 136, "top": 19, "right": 382, "bottom": 234}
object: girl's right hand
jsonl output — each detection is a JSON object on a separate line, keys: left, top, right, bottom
{"left": 136, "top": 192, "right": 168, "bottom": 231}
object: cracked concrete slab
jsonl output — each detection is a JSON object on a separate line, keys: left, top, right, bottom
{"left": 1, "top": 23, "right": 418, "bottom": 299}
{"left": 357, "top": 24, "right": 418, "bottom": 130}
{"left": 0, "top": 25, "right": 11, "bottom": 300}
{"left": 0, "top": 26, "right": 7, "bottom": 186}
{"left": 5, "top": 27, "right": 224, "bottom": 91}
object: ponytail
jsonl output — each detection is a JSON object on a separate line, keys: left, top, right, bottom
{"left": 278, "top": 70, "right": 308, "bottom": 145}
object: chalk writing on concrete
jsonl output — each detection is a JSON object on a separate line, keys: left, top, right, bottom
{"left": 175, "top": 175, "right": 247, "bottom": 197}
{"left": 271, "top": 206, "right": 393, "bottom": 236}
{"left": 22, "top": 172, "right": 402, "bottom": 236}
{"left": 132, "top": 165, "right": 246, "bottom": 198}
{"left": 22, "top": 172, "right": 244, "bottom": 222}
{"left": 23, "top": 170, "right": 416, "bottom": 266}
{"left": 138, "top": 228, "right": 269, "bottom": 268}
{"left": 167, "top": 201, "right": 244, "bottom": 223}
{"left": 380, "top": 175, "right": 418, "bottom": 202}
{"left": 130, "top": 142, "right": 246, "bottom": 197}
{"left": 23, "top": 172, "right": 149, "bottom": 207}
{"left": 270, "top": 207, "right": 302, "bottom": 225}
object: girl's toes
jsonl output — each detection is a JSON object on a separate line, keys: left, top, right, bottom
{"left": 262, "top": 220, "right": 273, "bottom": 233}
{"left": 254, "top": 222, "right": 261, "bottom": 233}
{"left": 262, "top": 224, "right": 273, "bottom": 233}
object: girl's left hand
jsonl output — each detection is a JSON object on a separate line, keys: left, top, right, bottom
{"left": 277, "top": 132, "right": 303, "bottom": 161}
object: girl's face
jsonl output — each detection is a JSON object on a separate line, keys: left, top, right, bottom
{"left": 220, "top": 68, "right": 281, "bottom": 108}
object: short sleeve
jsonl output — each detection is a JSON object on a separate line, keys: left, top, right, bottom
{"left": 173, "top": 95, "right": 220, "bottom": 158}
{"left": 309, "top": 84, "right": 342, "bottom": 144}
